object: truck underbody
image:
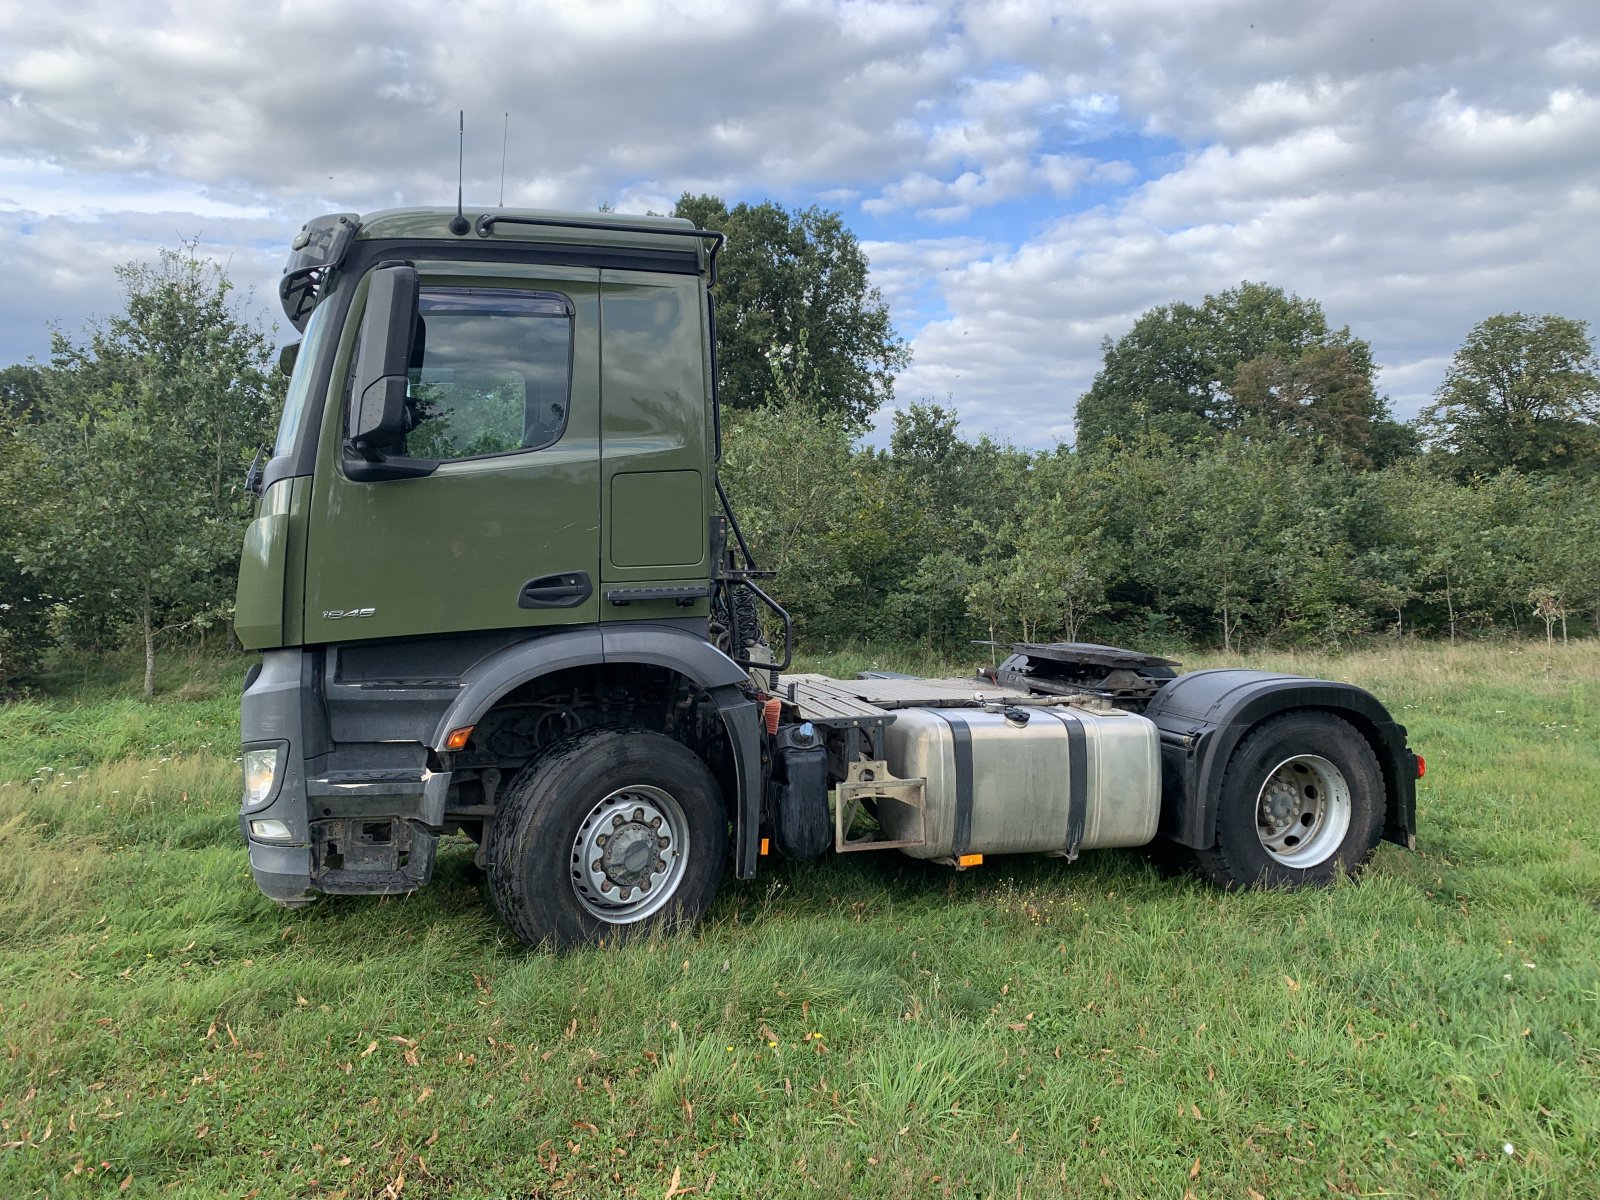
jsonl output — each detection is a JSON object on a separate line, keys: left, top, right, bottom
{"left": 242, "top": 628, "right": 1417, "bottom": 945}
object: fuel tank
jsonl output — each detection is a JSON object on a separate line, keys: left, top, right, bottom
{"left": 877, "top": 705, "right": 1160, "bottom": 860}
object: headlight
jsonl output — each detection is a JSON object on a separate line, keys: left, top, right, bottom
{"left": 243, "top": 747, "right": 282, "bottom": 811}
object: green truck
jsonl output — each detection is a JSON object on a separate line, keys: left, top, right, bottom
{"left": 236, "top": 206, "right": 1421, "bottom": 948}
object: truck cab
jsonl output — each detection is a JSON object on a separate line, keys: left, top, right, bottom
{"left": 238, "top": 207, "right": 1418, "bottom": 948}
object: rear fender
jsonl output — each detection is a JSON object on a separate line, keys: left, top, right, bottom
{"left": 1143, "top": 669, "right": 1418, "bottom": 851}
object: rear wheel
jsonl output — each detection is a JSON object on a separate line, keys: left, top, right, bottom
{"left": 485, "top": 727, "right": 727, "bottom": 948}
{"left": 1195, "top": 711, "right": 1385, "bottom": 890}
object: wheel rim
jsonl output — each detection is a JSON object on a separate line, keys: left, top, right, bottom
{"left": 1254, "top": 754, "right": 1352, "bottom": 868}
{"left": 570, "top": 784, "right": 689, "bottom": 923}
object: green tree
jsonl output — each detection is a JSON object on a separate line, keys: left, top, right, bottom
{"left": 959, "top": 450, "right": 1115, "bottom": 645}
{"left": 716, "top": 338, "right": 863, "bottom": 642}
{"left": 1249, "top": 453, "right": 1365, "bottom": 647}
{"left": 1460, "top": 471, "right": 1552, "bottom": 638}
{"left": 889, "top": 402, "right": 964, "bottom": 492}
{"left": 1420, "top": 313, "right": 1600, "bottom": 478}
{"left": 882, "top": 402, "right": 1035, "bottom": 647}
{"left": 1547, "top": 474, "right": 1600, "bottom": 634}
{"left": 1074, "top": 298, "right": 1214, "bottom": 448}
{"left": 674, "top": 194, "right": 909, "bottom": 428}
{"left": 1018, "top": 452, "right": 1115, "bottom": 642}
{"left": 0, "top": 364, "right": 48, "bottom": 421}
{"left": 1352, "top": 466, "right": 1441, "bottom": 640}
{"left": 888, "top": 547, "right": 976, "bottom": 648}
{"left": 1169, "top": 438, "right": 1279, "bottom": 650}
{"left": 1081, "top": 433, "right": 1189, "bottom": 643}
{"left": 1230, "top": 344, "right": 1415, "bottom": 468}
{"left": 1076, "top": 282, "right": 1408, "bottom": 466}
{"left": 0, "top": 413, "right": 52, "bottom": 692}
{"left": 17, "top": 246, "right": 280, "bottom": 695}
{"left": 1361, "top": 464, "right": 1504, "bottom": 642}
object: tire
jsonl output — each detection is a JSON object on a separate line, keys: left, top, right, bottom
{"left": 485, "top": 727, "right": 728, "bottom": 948}
{"left": 1194, "top": 711, "right": 1385, "bottom": 890}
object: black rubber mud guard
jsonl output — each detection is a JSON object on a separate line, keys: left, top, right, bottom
{"left": 1142, "top": 669, "right": 1418, "bottom": 852}
{"left": 710, "top": 684, "right": 764, "bottom": 880}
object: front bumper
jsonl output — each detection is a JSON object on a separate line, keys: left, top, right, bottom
{"left": 240, "top": 650, "right": 442, "bottom": 904}
{"left": 244, "top": 836, "right": 316, "bottom": 904}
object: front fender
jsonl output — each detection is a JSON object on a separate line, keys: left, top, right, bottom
{"left": 427, "top": 625, "right": 750, "bottom": 747}
{"left": 1143, "top": 669, "right": 1418, "bottom": 851}
{"left": 427, "top": 624, "right": 763, "bottom": 881}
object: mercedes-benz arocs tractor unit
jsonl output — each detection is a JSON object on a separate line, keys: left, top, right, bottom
{"left": 236, "top": 206, "right": 1420, "bottom": 948}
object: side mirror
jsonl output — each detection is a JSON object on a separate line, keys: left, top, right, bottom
{"left": 348, "top": 264, "right": 418, "bottom": 458}
{"left": 277, "top": 341, "right": 300, "bottom": 377}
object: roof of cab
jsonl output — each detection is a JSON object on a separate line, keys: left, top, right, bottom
{"left": 355, "top": 206, "right": 706, "bottom": 255}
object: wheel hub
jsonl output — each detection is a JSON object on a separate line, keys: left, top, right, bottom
{"left": 598, "top": 815, "right": 666, "bottom": 889}
{"left": 1253, "top": 753, "right": 1353, "bottom": 869}
{"left": 571, "top": 786, "right": 687, "bottom": 922}
{"left": 1261, "top": 779, "right": 1301, "bottom": 827}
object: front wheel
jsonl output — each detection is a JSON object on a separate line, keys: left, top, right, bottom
{"left": 1195, "top": 711, "right": 1386, "bottom": 890}
{"left": 485, "top": 728, "right": 727, "bottom": 948}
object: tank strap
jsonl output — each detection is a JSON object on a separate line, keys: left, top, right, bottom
{"left": 932, "top": 711, "right": 975, "bottom": 856}
{"left": 1040, "top": 709, "right": 1088, "bottom": 859}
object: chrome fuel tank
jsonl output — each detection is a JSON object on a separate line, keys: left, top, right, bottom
{"left": 877, "top": 705, "right": 1160, "bottom": 860}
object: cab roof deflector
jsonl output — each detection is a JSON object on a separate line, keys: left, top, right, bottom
{"left": 473, "top": 214, "right": 725, "bottom": 284}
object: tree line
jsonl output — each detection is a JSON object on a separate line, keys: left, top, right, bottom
{"left": 720, "top": 279, "right": 1599, "bottom": 657}
{"left": 1, "top": 201, "right": 1596, "bottom": 696}
{"left": 723, "top": 399, "right": 1599, "bottom": 656}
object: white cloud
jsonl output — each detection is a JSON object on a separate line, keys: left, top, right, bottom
{"left": 0, "top": 158, "right": 272, "bottom": 221}
{"left": 0, "top": 0, "right": 1597, "bottom": 449}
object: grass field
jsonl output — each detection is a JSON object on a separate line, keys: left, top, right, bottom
{"left": 1, "top": 641, "right": 1597, "bottom": 1198}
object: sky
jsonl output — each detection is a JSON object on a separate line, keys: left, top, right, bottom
{"left": 1, "top": 0, "right": 1597, "bottom": 448}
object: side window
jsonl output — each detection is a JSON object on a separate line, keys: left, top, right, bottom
{"left": 402, "top": 287, "right": 573, "bottom": 461}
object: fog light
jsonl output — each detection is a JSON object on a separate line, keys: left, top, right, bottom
{"left": 243, "top": 747, "right": 282, "bottom": 811}
{"left": 249, "top": 819, "right": 292, "bottom": 841}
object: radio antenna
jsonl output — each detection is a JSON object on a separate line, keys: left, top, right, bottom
{"left": 498, "top": 112, "right": 509, "bottom": 207}
{"left": 449, "top": 110, "right": 470, "bottom": 236}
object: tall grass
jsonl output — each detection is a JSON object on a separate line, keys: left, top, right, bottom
{"left": 0, "top": 641, "right": 1595, "bottom": 1197}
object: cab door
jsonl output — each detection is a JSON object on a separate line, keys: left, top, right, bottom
{"left": 598, "top": 268, "right": 712, "bottom": 620}
{"left": 303, "top": 264, "right": 601, "bottom": 643}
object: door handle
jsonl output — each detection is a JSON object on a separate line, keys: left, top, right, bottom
{"left": 518, "top": 572, "right": 593, "bottom": 609}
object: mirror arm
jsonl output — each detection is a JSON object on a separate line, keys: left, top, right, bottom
{"left": 244, "top": 445, "right": 267, "bottom": 495}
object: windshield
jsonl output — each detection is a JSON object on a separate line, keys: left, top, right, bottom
{"left": 273, "top": 299, "right": 334, "bottom": 457}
